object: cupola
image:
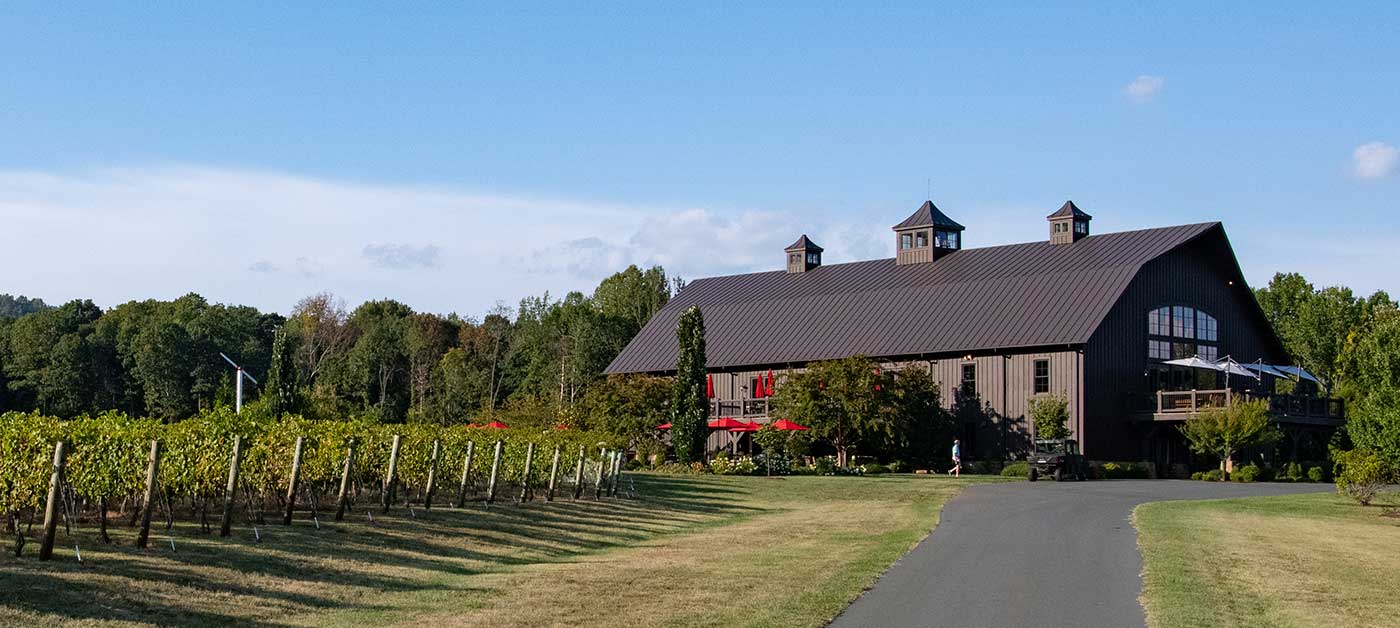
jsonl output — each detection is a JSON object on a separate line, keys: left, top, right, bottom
{"left": 893, "top": 200, "right": 964, "bottom": 265}
{"left": 1047, "top": 200, "right": 1091, "bottom": 244}
{"left": 784, "top": 234, "right": 823, "bottom": 273}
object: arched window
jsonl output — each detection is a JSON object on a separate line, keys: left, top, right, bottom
{"left": 1147, "top": 306, "right": 1219, "bottom": 361}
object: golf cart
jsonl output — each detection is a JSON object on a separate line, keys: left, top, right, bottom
{"left": 1027, "top": 438, "right": 1088, "bottom": 482}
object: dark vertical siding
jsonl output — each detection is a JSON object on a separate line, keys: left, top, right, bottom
{"left": 1083, "top": 228, "right": 1285, "bottom": 459}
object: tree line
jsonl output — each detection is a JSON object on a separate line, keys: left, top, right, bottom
{"left": 1254, "top": 272, "right": 1400, "bottom": 492}
{"left": 0, "top": 266, "right": 676, "bottom": 443}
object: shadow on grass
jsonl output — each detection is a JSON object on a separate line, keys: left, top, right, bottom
{"left": 0, "top": 473, "right": 761, "bottom": 627}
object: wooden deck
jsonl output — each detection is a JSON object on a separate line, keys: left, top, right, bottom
{"left": 1151, "top": 389, "right": 1344, "bottom": 426}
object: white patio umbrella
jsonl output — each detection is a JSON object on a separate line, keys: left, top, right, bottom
{"left": 1161, "top": 356, "right": 1222, "bottom": 371}
{"left": 1214, "top": 356, "right": 1260, "bottom": 388}
{"left": 1161, "top": 356, "right": 1224, "bottom": 390}
{"left": 1273, "top": 365, "right": 1320, "bottom": 383}
{"left": 1243, "top": 361, "right": 1290, "bottom": 379}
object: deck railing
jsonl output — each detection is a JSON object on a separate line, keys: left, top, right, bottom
{"left": 710, "top": 399, "right": 770, "bottom": 419}
{"left": 1154, "top": 389, "right": 1343, "bottom": 421}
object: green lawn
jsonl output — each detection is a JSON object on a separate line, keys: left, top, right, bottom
{"left": 1, "top": 473, "right": 999, "bottom": 627}
{"left": 1135, "top": 491, "right": 1400, "bottom": 628}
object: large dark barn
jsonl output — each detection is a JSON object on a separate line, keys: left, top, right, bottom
{"left": 605, "top": 200, "right": 1341, "bottom": 471}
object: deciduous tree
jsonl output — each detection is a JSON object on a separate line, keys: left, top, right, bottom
{"left": 1178, "top": 399, "right": 1279, "bottom": 479}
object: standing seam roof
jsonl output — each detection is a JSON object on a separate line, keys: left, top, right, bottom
{"left": 605, "top": 222, "right": 1222, "bottom": 373}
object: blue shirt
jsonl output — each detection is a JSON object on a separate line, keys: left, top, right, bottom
{"left": 952, "top": 443, "right": 961, "bottom": 458}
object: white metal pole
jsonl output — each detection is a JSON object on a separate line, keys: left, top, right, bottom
{"left": 236, "top": 367, "right": 244, "bottom": 414}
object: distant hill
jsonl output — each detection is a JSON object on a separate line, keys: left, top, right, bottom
{"left": 0, "top": 294, "right": 51, "bottom": 318}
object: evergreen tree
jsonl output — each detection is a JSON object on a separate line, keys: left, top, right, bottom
{"left": 265, "top": 326, "right": 302, "bottom": 416}
{"left": 670, "top": 306, "right": 708, "bottom": 464}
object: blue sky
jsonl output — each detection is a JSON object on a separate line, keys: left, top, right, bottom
{"left": 2, "top": 3, "right": 1396, "bottom": 316}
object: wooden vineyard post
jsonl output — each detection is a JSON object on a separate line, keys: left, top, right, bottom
{"left": 382, "top": 434, "right": 402, "bottom": 514}
{"left": 334, "top": 439, "right": 357, "bottom": 521}
{"left": 282, "top": 436, "right": 305, "bottom": 525}
{"left": 594, "top": 449, "right": 607, "bottom": 500}
{"left": 424, "top": 440, "right": 441, "bottom": 509}
{"left": 518, "top": 442, "right": 535, "bottom": 503}
{"left": 572, "top": 445, "right": 586, "bottom": 500}
{"left": 38, "top": 441, "right": 67, "bottom": 561}
{"left": 608, "top": 450, "right": 622, "bottom": 497}
{"left": 455, "top": 441, "right": 475, "bottom": 508}
{"left": 136, "top": 440, "right": 162, "bottom": 549}
{"left": 545, "top": 445, "right": 561, "bottom": 501}
{"left": 220, "top": 435, "right": 244, "bottom": 536}
{"left": 485, "top": 440, "right": 504, "bottom": 505}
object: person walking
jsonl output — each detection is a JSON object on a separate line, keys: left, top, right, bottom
{"left": 949, "top": 439, "right": 962, "bottom": 477}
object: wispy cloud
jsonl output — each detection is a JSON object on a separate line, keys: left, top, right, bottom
{"left": 362, "top": 243, "right": 441, "bottom": 270}
{"left": 1353, "top": 141, "right": 1398, "bottom": 179}
{"left": 0, "top": 165, "right": 886, "bottom": 313}
{"left": 1124, "top": 74, "right": 1165, "bottom": 103}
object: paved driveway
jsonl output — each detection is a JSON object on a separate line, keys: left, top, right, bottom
{"left": 829, "top": 480, "right": 1331, "bottom": 628}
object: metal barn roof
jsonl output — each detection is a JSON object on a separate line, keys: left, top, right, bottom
{"left": 605, "top": 222, "right": 1222, "bottom": 374}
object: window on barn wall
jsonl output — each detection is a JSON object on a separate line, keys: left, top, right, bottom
{"left": 1147, "top": 306, "right": 1223, "bottom": 390}
{"left": 960, "top": 363, "right": 976, "bottom": 398}
{"left": 915, "top": 231, "right": 928, "bottom": 247}
{"left": 1033, "top": 359, "right": 1050, "bottom": 394}
{"left": 901, "top": 233, "right": 913, "bottom": 249}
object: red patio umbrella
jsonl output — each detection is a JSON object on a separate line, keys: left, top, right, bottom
{"left": 655, "top": 422, "right": 672, "bottom": 430}
{"left": 706, "top": 374, "right": 714, "bottom": 398}
{"left": 553, "top": 424, "right": 571, "bottom": 430}
{"left": 708, "top": 417, "right": 747, "bottom": 430}
{"left": 766, "top": 371, "right": 775, "bottom": 396}
{"left": 730, "top": 419, "right": 761, "bottom": 433}
{"left": 770, "top": 419, "right": 809, "bottom": 431}
{"left": 481, "top": 420, "right": 509, "bottom": 429}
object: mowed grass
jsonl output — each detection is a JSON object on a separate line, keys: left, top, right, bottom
{"left": 1135, "top": 491, "right": 1400, "bottom": 628}
{"left": 1, "top": 473, "right": 996, "bottom": 628}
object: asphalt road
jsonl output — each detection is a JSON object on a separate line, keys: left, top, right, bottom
{"left": 829, "top": 479, "right": 1332, "bottom": 628}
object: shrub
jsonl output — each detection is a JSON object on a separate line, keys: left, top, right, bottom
{"left": 625, "top": 459, "right": 645, "bottom": 471}
{"left": 888, "top": 460, "right": 908, "bottom": 474}
{"left": 813, "top": 457, "right": 835, "bottom": 475}
{"left": 1232, "top": 463, "right": 1262, "bottom": 483}
{"left": 1333, "top": 448, "right": 1390, "bottom": 505}
{"left": 1000, "top": 461, "right": 1029, "bottom": 477}
{"left": 1202, "top": 469, "right": 1224, "bottom": 482}
{"left": 1190, "top": 471, "right": 1205, "bottom": 481}
{"left": 862, "top": 463, "right": 890, "bottom": 475}
{"left": 1283, "top": 461, "right": 1305, "bottom": 483}
{"left": 1089, "top": 461, "right": 1150, "bottom": 479}
{"left": 1307, "top": 465, "right": 1326, "bottom": 483}
{"left": 754, "top": 452, "right": 792, "bottom": 476}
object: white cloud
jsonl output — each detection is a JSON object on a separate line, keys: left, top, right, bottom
{"left": 362, "top": 243, "right": 441, "bottom": 270}
{"left": 1124, "top": 74, "right": 1165, "bottom": 103}
{"left": 1353, "top": 141, "right": 1398, "bottom": 179}
{"left": 0, "top": 165, "right": 883, "bottom": 314}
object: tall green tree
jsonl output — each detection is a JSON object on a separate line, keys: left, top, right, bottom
{"left": 669, "top": 306, "right": 708, "bottom": 464}
{"left": 265, "top": 326, "right": 302, "bottom": 416}
{"left": 593, "top": 265, "right": 671, "bottom": 336}
{"left": 0, "top": 294, "right": 50, "bottom": 318}
{"left": 1255, "top": 273, "right": 1367, "bottom": 393}
{"left": 347, "top": 299, "right": 413, "bottom": 420}
{"left": 770, "top": 355, "right": 891, "bottom": 467}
